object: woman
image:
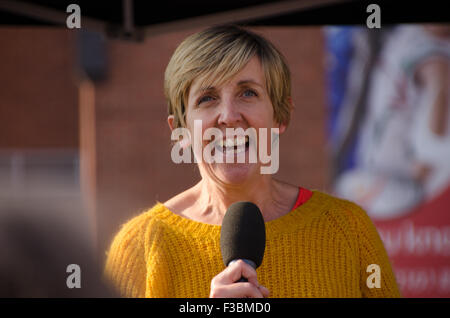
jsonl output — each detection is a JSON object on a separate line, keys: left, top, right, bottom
{"left": 105, "top": 25, "right": 401, "bottom": 298}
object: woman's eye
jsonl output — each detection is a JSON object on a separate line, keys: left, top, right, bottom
{"left": 198, "top": 95, "right": 214, "bottom": 105}
{"left": 242, "top": 89, "right": 257, "bottom": 97}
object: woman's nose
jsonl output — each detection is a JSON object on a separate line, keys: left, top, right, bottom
{"left": 217, "top": 99, "right": 242, "bottom": 126}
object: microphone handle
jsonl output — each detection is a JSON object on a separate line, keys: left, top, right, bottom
{"left": 229, "top": 259, "right": 256, "bottom": 283}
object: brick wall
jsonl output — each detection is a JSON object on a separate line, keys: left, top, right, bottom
{"left": 0, "top": 28, "right": 78, "bottom": 149}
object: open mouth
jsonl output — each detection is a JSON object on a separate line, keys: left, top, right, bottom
{"left": 215, "top": 136, "right": 250, "bottom": 155}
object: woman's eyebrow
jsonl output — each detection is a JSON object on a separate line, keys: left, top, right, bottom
{"left": 193, "top": 86, "right": 215, "bottom": 97}
{"left": 192, "top": 79, "right": 263, "bottom": 98}
{"left": 237, "top": 79, "right": 264, "bottom": 88}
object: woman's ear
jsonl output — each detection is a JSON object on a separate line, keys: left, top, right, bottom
{"left": 277, "top": 97, "right": 293, "bottom": 135}
{"left": 288, "top": 97, "right": 294, "bottom": 111}
{"left": 278, "top": 122, "right": 287, "bottom": 135}
{"left": 168, "top": 115, "right": 191, "bottom": 149}
{"left": 272, "top": 120, "right": 287, "bottom": 135}
{"left": 167, "top": 115, "right": 175, "bottom": 131}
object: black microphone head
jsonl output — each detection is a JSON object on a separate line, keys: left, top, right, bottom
{"left": 220, "top": 201, "right": 266, "bottom": 268}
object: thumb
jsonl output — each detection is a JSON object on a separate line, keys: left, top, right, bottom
{"left": 258, "top": 284, "right": 270, "bottom": 298}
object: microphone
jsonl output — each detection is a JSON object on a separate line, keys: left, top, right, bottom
{"left": 220, "top": 201, "right": 266, "bottom": 282}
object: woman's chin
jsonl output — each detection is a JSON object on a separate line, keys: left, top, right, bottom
{"left": 211, "top": 163, "right": 259, "bottom": 185}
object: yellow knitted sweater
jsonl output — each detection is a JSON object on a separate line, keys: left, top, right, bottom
{"left": 104, "top": 190, "right": 401, "bottom": 298}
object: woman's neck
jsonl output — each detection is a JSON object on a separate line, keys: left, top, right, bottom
{"left": 193, "top": 177, "right": 296, "bottom": 224}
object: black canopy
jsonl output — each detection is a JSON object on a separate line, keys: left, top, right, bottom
{"left": 0, "top": 0, "right": 447, "bottom": 41}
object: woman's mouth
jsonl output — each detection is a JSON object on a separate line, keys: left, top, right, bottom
{"left": 215, "top": 136, "right": 250, "bottom": 155}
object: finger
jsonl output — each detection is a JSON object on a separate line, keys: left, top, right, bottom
{"left": 231, "top": 260, "right": 259, "bottom": 284}
{"left": 212, "top": 282, "right": 265, "bottom": 298}
{"left": 216, "top": 260, "right": 259, "bottom": 285}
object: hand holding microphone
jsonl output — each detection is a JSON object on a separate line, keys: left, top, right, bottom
{"left": 210, "top": 202, "right": 269, "bottom": 298}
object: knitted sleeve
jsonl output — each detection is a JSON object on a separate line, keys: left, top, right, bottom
{"left": 350, "top": 204, "right": 402, "bottom": 298}
{"left": 104, "top": 212, "right": 151, "bottom": 298}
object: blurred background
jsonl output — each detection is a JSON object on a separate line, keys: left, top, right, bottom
{"left": 0, "top": 0, "right": 449, "bottom": 297}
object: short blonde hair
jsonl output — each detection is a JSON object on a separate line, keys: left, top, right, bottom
{"left": 164, "top": 24, "right": 292, "bottom": 129}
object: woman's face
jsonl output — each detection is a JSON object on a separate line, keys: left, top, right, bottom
{"left": 179, "top": 56, "right": 286, "bottom": 186}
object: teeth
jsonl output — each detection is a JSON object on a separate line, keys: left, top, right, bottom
{"left": 217, "top": 136, "right": 249, "bottom": 148}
